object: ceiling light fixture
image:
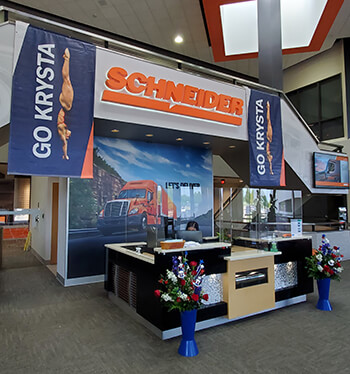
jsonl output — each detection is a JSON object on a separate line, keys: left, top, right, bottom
{"left": 176, "top": 137, "right": 183, "bottom": 141}
{"left": 111, "top": 129, "right": 119, "bottom": 133}
{"left": 203, "top": 141, "right": 210, "bottom": 145}
{"left": 174, "top": 35, "right": 184, "bottom": 44}
{"left": 145, "top": 133, "right": 154, "bottom": 137}
{"left": 229, "top": 145, "right": 236, "bottom": 148}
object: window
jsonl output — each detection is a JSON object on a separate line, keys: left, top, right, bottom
{"left": 287, "top": 75, "right": 343, "bottom": 141}
{"left": 118, "top": 189, "right": 146, "bottom": 198}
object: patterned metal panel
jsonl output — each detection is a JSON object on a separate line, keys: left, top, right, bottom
{"left": 274, "top": 262, "right": 298, "bottom": 291}
{"left": 201, "top": 274, "right": 223, "bottom": 305}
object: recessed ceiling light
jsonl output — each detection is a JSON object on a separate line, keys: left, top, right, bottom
{"left": 176, "top": 137, "right": 183, "bottom": 141}
{"left": 174, "top": 35, "right": 184, "bottom": 44}
{"left": 145, "top": 133, "right": 154, "bottom": 137}
{"left": 229, "top": 145, "right": 236, "bottom": 148}
{"left": 203, "top": 141, "right": 210, "bottom": 145}
{"left": 111, "top": 129, "right": 119, "bottom": 133}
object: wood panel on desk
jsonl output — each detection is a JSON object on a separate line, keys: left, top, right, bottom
{"left": 223, "top": 256, "right": 275, "bottom": 320}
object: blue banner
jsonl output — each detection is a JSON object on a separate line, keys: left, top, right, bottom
{"left": 8, "top": 25, "right": 95, "bottom": 178}
{"left": 248, "top": 89, "right": 285, "bottom": 187}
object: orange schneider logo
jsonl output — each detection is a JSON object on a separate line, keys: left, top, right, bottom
{"left": 102, "top": 67, "right": 244, "bottom": 126}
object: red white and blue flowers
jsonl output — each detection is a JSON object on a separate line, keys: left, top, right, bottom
{"left": 154, "top": 252, "right": 208, "bottom": 312}
{"left": 306, "top": 234, "right": 344, "bottom": 281}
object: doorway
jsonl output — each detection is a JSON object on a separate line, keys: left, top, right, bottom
{"left": 48, "top": 183, "right": 59, "bottom": 274}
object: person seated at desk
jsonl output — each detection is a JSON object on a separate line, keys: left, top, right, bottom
{"left": 177, "top": 221, "right": 202, "bottom": 243}
{"left": 186, "top": 221, "right": 199, "bottom": 231}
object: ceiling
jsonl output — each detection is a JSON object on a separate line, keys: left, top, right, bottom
{"left": 3, "top": 0, "right": 350, "bottom": 80}
{"left": 1, "top": 0, "right": 336, "bottom": 190}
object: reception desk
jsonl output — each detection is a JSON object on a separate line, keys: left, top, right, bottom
{"left": 233, "top": 236, "right": 314, "bottom": 302}
{"left": 224, "top": 246, "right": 280, "bottom": 319}
{"left": 105, "top": 237, "right": 313, "bottom": 339}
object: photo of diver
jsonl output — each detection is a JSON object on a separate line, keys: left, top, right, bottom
{"left": 266, "top": 100, "right": 273, "bottom": 175}
{"left": 57, "top": 48, "right": 74, "bottom": 160}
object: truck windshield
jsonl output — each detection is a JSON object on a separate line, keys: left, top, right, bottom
{"left": 118, "top": 189, "right": 146, "bottom": 199}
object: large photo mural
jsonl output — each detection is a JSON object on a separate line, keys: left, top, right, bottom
{"left": 68, "top": 137, "right": 213, "bottom": 278}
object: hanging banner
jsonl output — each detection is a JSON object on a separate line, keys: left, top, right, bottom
{"left": 248, "top": 89, "right": 285, "bottom": 186}
{"left": 8, "top": 23, "right": 96, "bottom": 178}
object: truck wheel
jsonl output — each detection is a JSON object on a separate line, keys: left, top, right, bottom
{"left": 140, "top": 214, "right": 147, "bottom": 231}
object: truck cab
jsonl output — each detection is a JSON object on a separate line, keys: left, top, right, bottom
{"left": 97, "top": 180, "right": 176, "bottom": 235}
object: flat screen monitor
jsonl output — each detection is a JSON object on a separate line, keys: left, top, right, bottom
{"left": 176, "top": 230, "right": 203, "bottom": 243}
{"left": 313, "top": 152, "right": 349, "bottom": 189}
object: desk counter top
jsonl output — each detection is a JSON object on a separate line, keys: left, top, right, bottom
{"left": 105, "top": 242, "right": 154, "bottom": 264}
{"left": 235, "top": 235, "right": 312, "bottom": 243}
{"left": 153, "top": 241, "right": 230, "bottom": 254}
{"left": 105, "top": 241, "right": 231, "bottom": 264}
{"left": 105, "top": 241, "right": 280, "bottom": 264}
{"left": 224, "top": 245, "right": 281, "bottom": 261}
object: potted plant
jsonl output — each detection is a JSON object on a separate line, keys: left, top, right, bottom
{"left": 154, "top": 252, "right": 208, "bottom": 357}
{"left": 305, "top": 234, "right": 344, "bottom": 311}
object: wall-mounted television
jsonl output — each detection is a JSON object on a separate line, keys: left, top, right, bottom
{"left": 313, "top": 152, "right": 349, "bottom": 189}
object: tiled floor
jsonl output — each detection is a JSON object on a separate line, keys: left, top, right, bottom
{"left": 0, "top": 246, "right": 349, "bottom": 374}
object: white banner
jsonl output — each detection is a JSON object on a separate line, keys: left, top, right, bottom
{"left": 94, "top": 47, "right": 248, "bottom": 141}
{"left": 0, "top": 23, "right": 15, "bottom": 129}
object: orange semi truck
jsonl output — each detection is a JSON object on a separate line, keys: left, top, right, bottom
{"left": 97, "top": 180, "right": 177, "bottom": 235}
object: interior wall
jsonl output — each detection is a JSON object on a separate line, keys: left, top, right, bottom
{"left": 283, "top": 40, "right": 347, "bottom": 140}
{"left": 212, "top": 155, "right": 240, "bottom": 178}
{"left": 30, "top": 176, "right": 58, "bottom": 262}
{"left": 283, "top": 39, "right": 350, "bottom": 221}
{"left": 283, "top": 40, "right": 344, "bottom": 93}
{"left": 0, "top": 144, "right": 8, "bottom": 163}
{"left": 14, "top": 177, "right": 30, "bottom": 209}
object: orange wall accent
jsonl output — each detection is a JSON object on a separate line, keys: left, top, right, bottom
{"left": 2, "top": 227, "right": 29, "bottom": 240}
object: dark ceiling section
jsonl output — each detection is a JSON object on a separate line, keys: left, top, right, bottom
{"left": 94, "top": 118, "right": 245, "bottom": 152}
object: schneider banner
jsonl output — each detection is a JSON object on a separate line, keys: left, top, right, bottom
{"left": 248, "top": 89, "right": 285, "bottom": 187}
{"left": 8, "top": 23, "right": 96, "bottom": 178}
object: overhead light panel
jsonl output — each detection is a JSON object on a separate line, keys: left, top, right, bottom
{"left": 219, "top": 0, "right": 329, "bottom": 57}
{"left": 174, "top": 35, "right": 184, "bottom": 44}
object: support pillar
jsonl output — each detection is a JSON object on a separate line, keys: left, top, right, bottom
{"left": 257, "top": 0, "right": 283, "bottom": 90}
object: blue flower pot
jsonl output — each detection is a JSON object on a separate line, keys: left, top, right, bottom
{"left": 178, "top": 309, "right": 198, "bottom": 357}
{"left": 316, "top": 278, "right": 332, "bottom": 311}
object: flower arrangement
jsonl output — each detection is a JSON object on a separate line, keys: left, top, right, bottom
{"left": 305, "top": 234, "right": 344, "bottom": 281}
{"left": 154, "top": 252, "right": 208, "bottom": 312}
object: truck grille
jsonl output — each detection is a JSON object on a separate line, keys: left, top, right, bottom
{"left": 105, "top": 201, "right": 129, "bottom": 217}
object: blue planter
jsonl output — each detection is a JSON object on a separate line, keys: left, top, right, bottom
{"left": 316, "top": 278, "right": 332, "bottom": 311}
{"left": 178, "top": 309, "right": 198, "bottom": 357}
